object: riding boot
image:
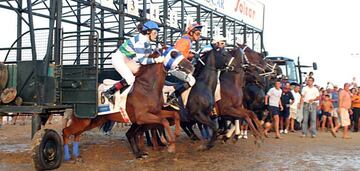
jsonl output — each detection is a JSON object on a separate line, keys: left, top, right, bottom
{"left": 167, "top": 83, "right": 190, "bottom": 110}
{"left": 102, "top": 79, "right": 129, "bottom": 104}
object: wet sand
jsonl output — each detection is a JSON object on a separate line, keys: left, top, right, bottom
{"left": 1, "top": 117, "right": 360, "bottom": 171}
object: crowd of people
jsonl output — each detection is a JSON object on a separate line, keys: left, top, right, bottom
{"left": 263, "top": 73, "right": 359, "bottom": 139}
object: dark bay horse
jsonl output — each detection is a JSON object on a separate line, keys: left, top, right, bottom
{"left": 183, "top": 47, "right": 235, "bottom": 149}
{"left": 237, "top": 44, "right": 282, "bottom": 137}
{"left": 62, "top": 47, "right": 193, "bottom": 159}
{"left": 217, "top": 47, "right": 265, "bottom": 144}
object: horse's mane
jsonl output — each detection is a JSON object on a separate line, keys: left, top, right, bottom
{"left": 134, "top": 48, "right": 163, "bottom": 77}
{"left": 193, "top": 49, "right": 214, "bottom": 77}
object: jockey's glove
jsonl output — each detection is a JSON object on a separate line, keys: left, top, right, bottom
{"left": 154, "top": 56, "right": 165, "bottom": 63}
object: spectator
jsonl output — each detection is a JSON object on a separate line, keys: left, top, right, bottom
{"left": 320, "top": 94, "right": 336, "bottom": 137}
{"left": 260, "top": 110, "right": 272, "bottom": 138}
{"left": 303, "top": 71, "right": 314, "bottom": 86}
{"left": 331, "top": 85, "right": 340, "bottom": 130}
{"left": 351, "top": 77, "right": 358, "bottom": 89}
{"left": 351, "top": 89, "right": 360, "bottom": 132}
{"left": 290, "top": 84, "right": 301, "bottom": 132}
{"left": 334, "top": 83, "right": 352, "bottom": 139}
{"left": 301, "top": 77, "right": 320, "bottom": 138}
{"left": 280, "top": 82, "right": 294, "bottom": 134}
{"left": 316, "top": 89, "right": 324, "bottom": 130}
{"left": 265, "top": 80, "right": 284, "bottom": 139}
{"left": 240, "top": 119, "right": 248, "bottom": 139}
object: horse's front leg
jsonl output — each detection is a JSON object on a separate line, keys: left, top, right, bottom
{"left": 159, "top": 110, "right": 181, "bottom": 137}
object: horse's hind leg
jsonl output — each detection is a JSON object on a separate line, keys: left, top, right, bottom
{"left": 247, "top": 110, "right": 265, "bottom": 141}
{"left": 194, "top": 113, "right": 217, "bottom": 150}
{"left": 62, "top": 117, "right": 91, "bottom": 161}
{"left": 150, "top": 129, "right": 159, "bottom": 150}
{"left": 181, "top": 122, "right": 192, "bottom": 138}
{"left": 126, "top": 123, "right": 142, "bottom": 158}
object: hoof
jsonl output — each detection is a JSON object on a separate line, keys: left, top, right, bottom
{"left": 160, "top": 136, "right": 168, "bottom": 146}
{"left": 141, "top": 154, "right": 149, "bottom": 159}
{"left": 136, "top": 153, "right": 148, "bottom": 159}
{"left": 197, "top": 144, "right": 207, "bottom": 151}
{"left": 175, "top": 131, "right": 181, "bottom": 138}
{"left": 232, "top": 135, "right": 241, "bottom": 143}
{"left": 254, "top": 139, "right": 262, "bottom": 147}
{"left": 140, "top": 151, "right": 149, "bottom": 156}
{"left": 221, "top": 136, "right": 229, "bottom": 144}
{"left": 190, "top": 135, "right": 201, "bottom": 141}
{"left": 167, "top": 143, "right": 176, "bottom": 153}
{"left": 74, "top": 156, "right": 84, "bottom": 164}
{"left": 175, "top": 129, "right": 181, "bottom": 137}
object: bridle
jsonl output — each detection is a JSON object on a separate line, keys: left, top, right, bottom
{"left": 240, "top": 45, "right": 277, "bottom": 77}
{"left": 194, "top": 49, "right": 235, "bottom": 72}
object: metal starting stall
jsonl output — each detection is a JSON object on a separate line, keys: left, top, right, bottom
{"left": 0, "top": 0, "right": 264, "bottom": 170}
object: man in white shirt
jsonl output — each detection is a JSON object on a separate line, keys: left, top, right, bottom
{"left": 290, "top": 84, "right": 301, "bottom": 132}
{"left": 301, "top": 77, "right": 320, "bottom": 138}
{"left": 265, "top": 80, "right": 284, "bottom": 139}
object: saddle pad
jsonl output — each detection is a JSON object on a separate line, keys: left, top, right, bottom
{"left": 97, "top": 79, "right": 133, "bottom": 123}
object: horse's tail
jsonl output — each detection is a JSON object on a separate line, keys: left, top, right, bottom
{"left": 99, "top": 120, "right": 115, "bottom": 133}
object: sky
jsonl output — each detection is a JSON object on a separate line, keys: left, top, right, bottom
{"left": 1, "top": 0, "right": 360, "bottom": 87}
{"left": 262, "top": 0, "right": 360, "bottom": 87}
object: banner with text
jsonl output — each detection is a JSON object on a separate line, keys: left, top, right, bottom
{"left": 191, "top": 0, "right": 264, "bottom": 30}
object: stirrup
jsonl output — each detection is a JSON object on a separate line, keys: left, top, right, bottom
{"left": 102, "top": 91, "right": 115, "bottom": 104}
{"left": 166, "top": 94, "right": 180, "bottom": 110}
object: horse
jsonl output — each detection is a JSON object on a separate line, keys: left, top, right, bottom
{"left": 237, "top": 44, "right": 282, "bottom": 137}
{"left": 182, "top": 47, "right": 235, "bottom": 150}
{"left": 216, "top": 47, "right": 265, "bottom": 144}
{"left": 62, "top": 46, "right": 194, "bottom": 160}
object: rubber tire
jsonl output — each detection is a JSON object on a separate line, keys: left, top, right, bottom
{"left": 31, "top": 129, "right": 63, "bottom": 171}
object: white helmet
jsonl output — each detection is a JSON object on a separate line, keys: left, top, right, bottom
{"left": 212, "top": 35, "right": 226, "bottom": 44}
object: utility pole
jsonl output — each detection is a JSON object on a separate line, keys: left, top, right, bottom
{"left": 297, "top": 56, "right": 302, "bottom": 85}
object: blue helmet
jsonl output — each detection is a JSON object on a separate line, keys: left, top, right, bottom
{"left": 142, "top": 21, "right": 160, "bottom": 32}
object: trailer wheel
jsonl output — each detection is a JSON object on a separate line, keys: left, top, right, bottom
{"left": 31, "top": 129, "right": 62, "bottom": 171}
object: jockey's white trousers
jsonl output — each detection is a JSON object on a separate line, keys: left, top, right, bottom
{"left": 112, "top": 51, "right": 139, "bottom": 85}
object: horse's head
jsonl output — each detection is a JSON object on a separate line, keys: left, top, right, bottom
{"left": 211, "top": 48, "right": 238, "bottom": 72}
{"left": 237, "top": 44, "right": 268, "bottom": 69}
{"left": 162, "top": 46, "right": 194, "bottom": 75}
{"left": 225, "top": 47, "right": 246, "bottom": 72}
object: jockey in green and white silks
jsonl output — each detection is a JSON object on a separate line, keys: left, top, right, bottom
{"left": 103, "top": 21, "right": 165, "bottom": 100}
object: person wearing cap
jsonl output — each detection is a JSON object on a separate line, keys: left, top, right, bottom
{"left": 174, "top": 22, "right": 203, "bottom": 59}
{"left": 166, "top": 22, "right": 203, "bottom": 110}
{"left": 102, "top": 21, "right": 164, "bottom": 100}
{"left": 200, "top": 35, "right": 227, "bottom": 54}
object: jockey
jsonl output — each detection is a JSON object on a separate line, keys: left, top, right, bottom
{"left": 201, "top": 35, "right": 227, "bottom": 54}
{"left": 103, "top": 21, "right": 165, "bottom": 101}
{"left": 174, "top": 22, "right": 203, "bottom": 59}
{"left": 166, "top": 22, "right": 203, "bottom": 110}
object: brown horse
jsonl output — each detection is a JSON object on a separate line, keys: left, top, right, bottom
{"left": 217, "top": 47, "right": 265, "bottom": 144}
{"left": 62, "top": 47, "right": 193, "bottom": 160}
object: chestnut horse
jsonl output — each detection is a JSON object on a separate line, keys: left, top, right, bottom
{"left": 62, "top": 47, "right": 193, "bottom": 160}
{"left": 217, "top": 47, "right": 265, "bottom": 144}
